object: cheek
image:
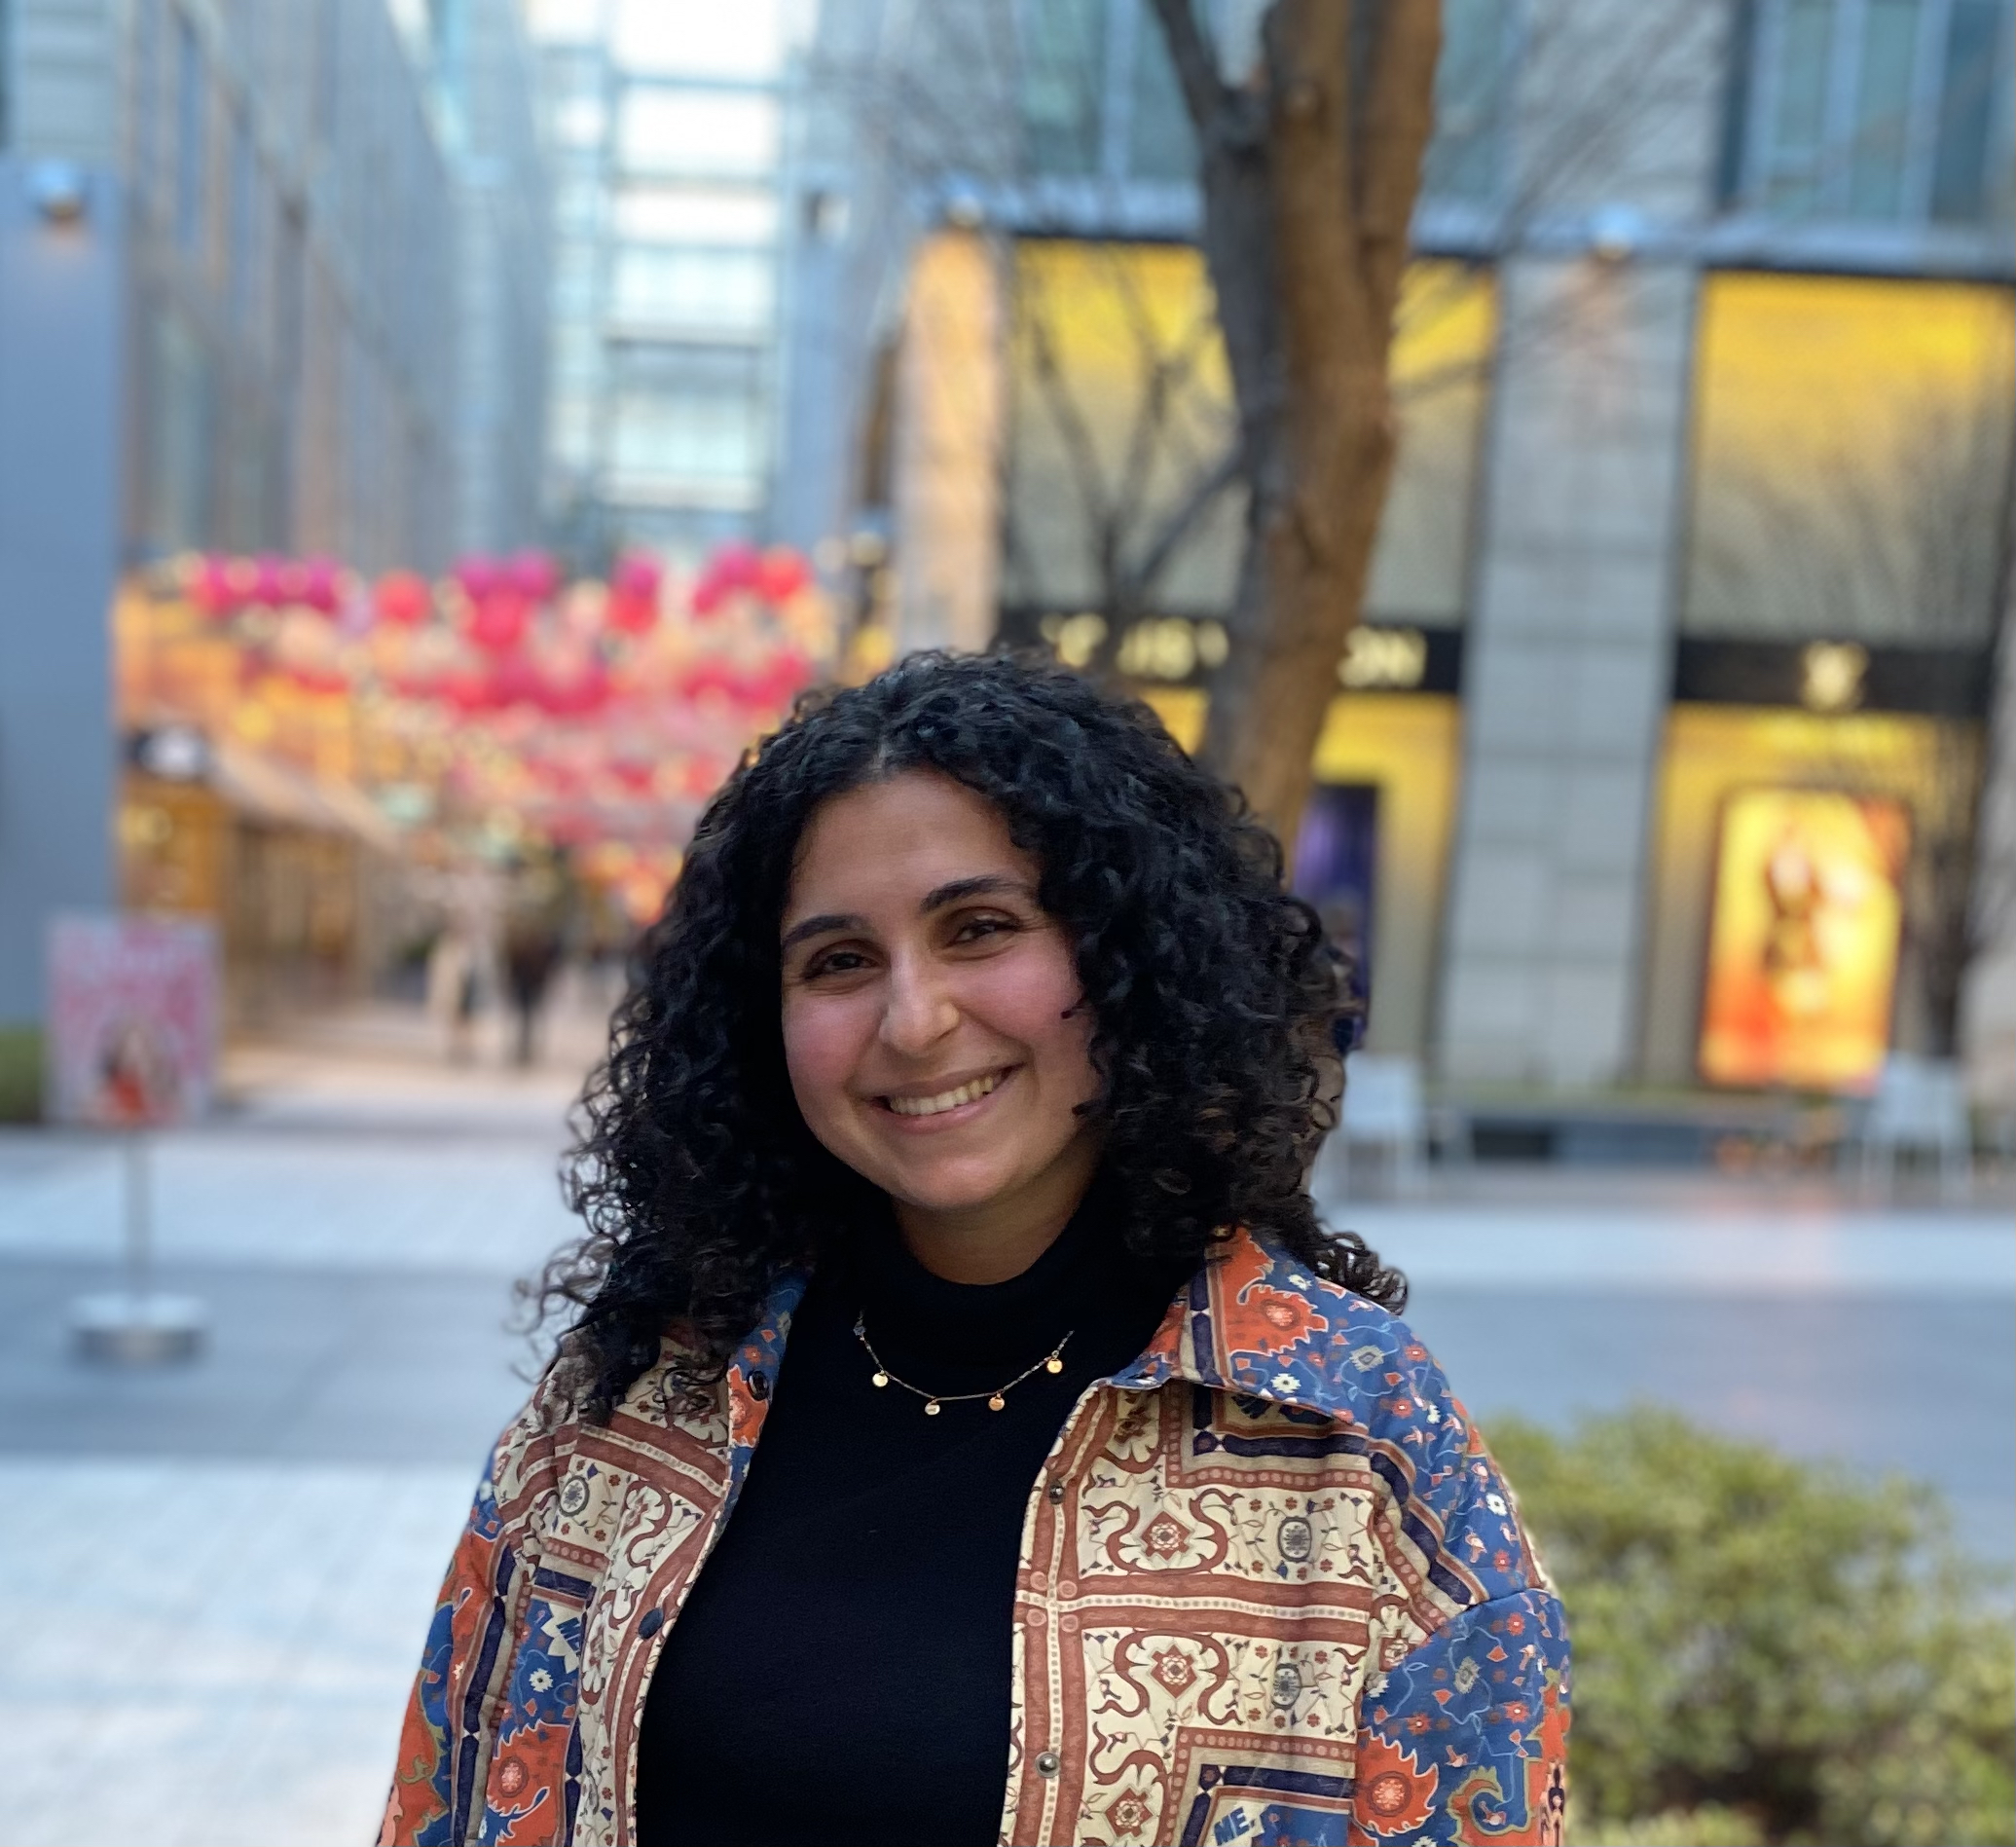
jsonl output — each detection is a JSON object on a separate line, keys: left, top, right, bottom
{"left": 972, "top": 943, "right": 1095, "bottom": 1090}
{"left": 781, "top": 992, "right": 872, "bottom": 1118}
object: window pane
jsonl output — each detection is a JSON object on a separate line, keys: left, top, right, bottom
{"left": 1847, "top": 0, "right": 1918, "bottom": 218}
{"left": 613, "top": 186, "right": 779, "bottom": 244}
{"left": 609, "top": 247, "right": 774, "bottom": 330}
{"left": 1128, "top": 6, "right": 1195, "bottom": 181}
{"left": 553, "top": 242, "right": 602, "bottom": 313}
{"left": 618, "top": 90, "right": 780, "bottom": 176}
{"left": 1424, "top": 0, "right": 1508, "bottom": 203}
{"left": 551, "top": 396, "right": 599, "bottom": 467}
{"left": 613, "top": 0, "right": 782, "bottom": 76}
{"left": 529, "top": 0, "right": 605, "bottom": 44}
{"left": 1021, "top": 0, "right": 1106, "bottom": 178}
{"left": 552, "top": 95, "right": 609, "bottom": 147}
{"left": 609, "top": 391, "right": 764, "bottom": 487}
{"left": 1930, "top": 0, "right": 2004, "bottom": 222}
{"left": 1765, "top": 0, "right": 1833, "bottom": 213}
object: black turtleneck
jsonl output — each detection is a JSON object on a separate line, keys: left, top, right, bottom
{"left": 633, "top": 1189, "right": 1188, "bottom": 1847}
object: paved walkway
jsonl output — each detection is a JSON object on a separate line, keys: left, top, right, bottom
{"left": 1, "top": 1044, "right": 2010, "bottom": 1845}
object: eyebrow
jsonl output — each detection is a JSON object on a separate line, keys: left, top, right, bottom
{"left": 779, "top": 874, "right": 1036, "bottom": 952}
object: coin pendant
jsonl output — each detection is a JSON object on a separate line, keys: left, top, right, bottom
{"left": 871, "top": 1371, "right": 889, "bottom": 1387}
{"left": 1045, "top": 1356, "right": 1064, "bottom": 1374}
{"left": 988, "top": 1393, "right": 1007, "bottom": 1411}
{"left": 924, "top": 1400, "right": 941, "bottom": 1416}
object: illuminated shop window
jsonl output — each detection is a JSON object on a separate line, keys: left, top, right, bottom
{"left": 1003, "top": 243, "right": 1494, "bottom": 624}
{"left": 1683, "top": 272, "right": 2015, "bottom": 646}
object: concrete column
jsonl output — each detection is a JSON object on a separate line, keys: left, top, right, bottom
{"left": 892, "top": 228, "right": 1004, "bottom": 656}
{"left": 1436, "top": 256, "right": 1698, "bottom": 1087}
{"left": 0, "top": 159, "right": 127, "bottom": 1024}
{"left": 1961, "top": 600, "right": 2016, "bottom": 1115}
{"left": 1434, "top": 0, "right": 1726, "bottom": 1090}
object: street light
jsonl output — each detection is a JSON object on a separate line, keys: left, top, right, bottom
{"left": 27, "top": 161, "right": 90, "bottom": 226}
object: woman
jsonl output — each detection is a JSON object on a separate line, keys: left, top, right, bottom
{"left": 382, "top": 653, "right": 1568, "bottom": 1847}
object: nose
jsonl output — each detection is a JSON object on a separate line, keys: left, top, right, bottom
{"left": 879, "top": 950, "right": 959, "bottom": 1056}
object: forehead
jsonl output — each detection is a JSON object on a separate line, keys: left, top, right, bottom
{"left": 787, "top": 772, "right": 1032, "bottom": 908}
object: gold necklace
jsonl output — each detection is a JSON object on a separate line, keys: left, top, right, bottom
{"left": 852, "top": 1314, "right": 1073, "bottom": 1415}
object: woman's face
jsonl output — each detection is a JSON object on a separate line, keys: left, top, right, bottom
{"left": 780, "top": 770, "right": 1101, "bottom": 1265}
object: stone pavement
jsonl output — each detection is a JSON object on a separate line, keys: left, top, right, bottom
{"left": 1, "top": 1050, "right": 2010, "bottom": 1845}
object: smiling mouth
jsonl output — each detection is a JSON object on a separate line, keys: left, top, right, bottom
{"left": 881, "top": 1068, "right": 1012, "bottom": 1118}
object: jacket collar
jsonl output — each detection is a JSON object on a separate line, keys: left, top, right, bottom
{"left": 720, "top": 1224, "right": 1379, "bottom": 1469}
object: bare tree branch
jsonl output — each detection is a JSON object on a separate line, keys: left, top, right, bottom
{"left": 1117, "top": 442, "right": 1244, "bottom": 610}
{"left": 1148, "top": 0, "right": 1228, "bottom": 138}
{"left": 1356, "top": 1, "right": 1445, "bottom": 337}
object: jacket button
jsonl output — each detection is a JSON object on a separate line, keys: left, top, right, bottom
{"left": 748, "top": 1371, "right": 770, "bottom": 1401}
{"left": 638, "top": 1608, "right": 665, "bottom": 1638}
{"left": 1035, "top": 1751, "right": 1061, "bottom": 1779}
{"left": 1046, "top": 1480, "right": 1066, "bottom": 1504}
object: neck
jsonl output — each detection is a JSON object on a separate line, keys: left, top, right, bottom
{"left": 891, "top": 1144, "right": 1101, "bottom": 1285}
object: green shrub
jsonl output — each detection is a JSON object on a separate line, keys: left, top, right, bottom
{"left": 0, "top": 1024, "right": 40, "bottom": 1124}
{"left": 1489, "top": 1407, "right": 2016, "bottom": 1847}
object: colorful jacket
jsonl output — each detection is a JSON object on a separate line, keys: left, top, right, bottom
{"left": 381, "top": 1229, "right": 1569, "bottom": 1846}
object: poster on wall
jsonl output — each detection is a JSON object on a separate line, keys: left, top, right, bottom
{"left": 46, "top": 913, "right": 220, "bottom": 1127}
{"left": 1295, "top": 784, "right": 1379, "bottom": 1051}
{"left": 1697, "top": 789, "right": 1909, "bottom": 1092}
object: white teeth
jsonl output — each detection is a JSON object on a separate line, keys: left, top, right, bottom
{"left": 886, "top": 1071, "right": 1006, "bottom": 1117}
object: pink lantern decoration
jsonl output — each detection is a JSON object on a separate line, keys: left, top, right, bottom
{"left": 611, "top": 551, "right": 662, "bottom": 602}
{"left": 755, "top": 548, "right": 811, "bottom": 604}
{"left": 540, "top": 657, "right": 610, "bottom": 718}
{"left": 468, "top": 588, "right": 531, "bottom": 654}
{"left": 689, "top": 576, "right": 724, "bottom": 619}
{"left": 507, "top": 550, "right": 560, "bottom": 604}
{"left": 454, "top": 555, "right": 501, "bottom": 603}
{"left": 490, "top": 654, "right": 545, "bottom": 708}
{"left": 191, "top": 554, "right": 237, "bottom": 617}
{"left": 442, "top": 668, "right": 499, "bottom": 715}
{"left": 251, "top": 554, "right": 289, "bottom": 608}
{"left": 374, "top": 571, "right": 433, "bottom": 627}
{"left": 605, "top": 553, "right": 662, "bottom": 636}
{"left": 300, "top": 557, "right": 342, "bottom": 614}
{"left": 713, "top": 541, "right": 761, "bottom": 590}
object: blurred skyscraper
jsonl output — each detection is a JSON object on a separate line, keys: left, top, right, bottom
{"left": 0, "top": 0, "right": 549, "bottom": 1027}
{"left": 525, "top": 0, "right": 798, "bottom": 575}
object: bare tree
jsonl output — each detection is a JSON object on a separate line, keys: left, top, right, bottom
{"left": 814, "top": 0, "right": 1713, "bottom": 830}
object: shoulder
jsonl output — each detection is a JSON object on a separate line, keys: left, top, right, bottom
{"left": 1203, "top": 1232, "right": 1545, "bottom": 1605}
{"left": 480, "top": 1340, "right": 732, "bottom": 1556}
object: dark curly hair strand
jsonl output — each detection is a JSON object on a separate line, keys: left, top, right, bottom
{"left": 536, "top": 651, "right": 1404, "bottom": 1422}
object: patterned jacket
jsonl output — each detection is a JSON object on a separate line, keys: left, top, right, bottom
{"left": 381, "top": 1229, "right": 1569, "bottom": 1846}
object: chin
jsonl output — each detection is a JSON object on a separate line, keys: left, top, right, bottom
{"left": 884, "top": 1159, "right": 1021, "bottom": 1215}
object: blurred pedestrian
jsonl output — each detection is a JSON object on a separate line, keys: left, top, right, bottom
{"left": 499, "top": 853, "right": 573, "bottom": 1067}
{"left": 382, "top": 654, "right": 1568, "bottom": 1847}
{"left": 423, "top": 923, "right": 480, "bottom": 1065}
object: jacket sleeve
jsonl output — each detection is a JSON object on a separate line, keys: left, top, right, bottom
{"left": 1341, "top": 1317, "right": 1571, "bottom": 1845}
{"left": 380, "top": 1447, "right": 528, "bottom": 1846}
{"left": 1351, "top": 1585, "right": 1570, "bottom": 1844}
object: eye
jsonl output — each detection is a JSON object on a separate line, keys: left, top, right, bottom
{"left": 951, "top": 912, "right": 1019, "bottom": 944}
{"left": 802, "top": 945, "right": 873, "bottom": 979}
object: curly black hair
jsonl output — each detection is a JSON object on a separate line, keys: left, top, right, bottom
{"left": 537, "top": 650, "right": 1403, "bottom": 1422}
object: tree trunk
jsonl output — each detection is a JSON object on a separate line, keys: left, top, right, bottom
{"left": 1151, "top": 0, "right": 1442, "bottom": 841}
